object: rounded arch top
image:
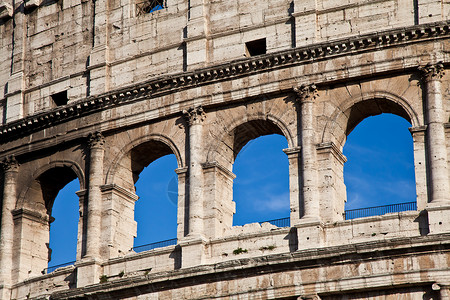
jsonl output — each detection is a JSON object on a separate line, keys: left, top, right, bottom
{"left": 105, "top": 133, "right": 183, "bottom": 186}
{"left": 16, "top": 160, "right": 85, "bottom": 211}
{"left": 206, "top": 113, "right": 295, "bottom": 165}
{"left": 322, "top": 91, "right": 421, "bottom": 148}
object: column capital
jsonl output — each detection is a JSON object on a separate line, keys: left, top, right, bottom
{"left": 293, "top": 83, "right": 318, "bottom": 103}
{"left": 1, "top": 156, "right": 19, "bottom": 172}
{"left": 183, "top": 106, "right": 206, "bottom": 125}
{"left": 88, "top": 131, "right": 105, "bottom": 149}
{"left": 419, "top": 62, "right": 445, "bottom": 82}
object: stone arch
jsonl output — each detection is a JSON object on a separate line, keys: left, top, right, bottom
{"left": 317, "top": 91, "right": 420, "bottom": 223}
{"left": 322, "top": 91, "right": 420, "bottom": 149}
{"left": 102, "top": 134, "right": 184, "bottom": 251}
{"left": 106, "top": 133, "right": 183, "bottom": 189}
{"left": 206, "top": 113, "right": 294, "bottom": 169}
{"left": 13, "top": 160, "right": 84, "bottom": 278}
{"left": 202, "top": 114, "right": 293, "bottom": 235}
{"left": 17, "top": 160, "right": 85, "bottom": 212}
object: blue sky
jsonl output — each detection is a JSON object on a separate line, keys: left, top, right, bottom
{"left": 48, "top": 113, "right": 415, "bottom": 267}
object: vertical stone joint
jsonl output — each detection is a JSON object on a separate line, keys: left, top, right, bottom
{"left": 183, "top": 106, "right": 206, "bottom": 125}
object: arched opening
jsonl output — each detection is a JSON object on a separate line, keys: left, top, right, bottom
{"left": 16, "top": 165, "right": 82, "bottom": 276}
{"left": 126, "top": 140, "right": 179, "bottom": 252}
{"left": 210, "top": 119, "right": 291, "bottom": 229}
{"left": 48, "top": 178, "right": 80, "bottom": 271}
{"left": 232, "top": 134, "right": 289, "bottom": 226}
{"left": 133, "top": 154, "right": 178, "bottom": 250}
{"left": 343, "top": 113, "right": 416, "bottom": 219}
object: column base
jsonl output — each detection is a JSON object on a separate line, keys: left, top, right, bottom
{"left": 294, "top": 220, "right": 325, "bottom": 250}
{"left": 179, "top": 235, "right": 209, "bottom": 268}
{"left": 0, "top": 284, "right": 11, "bottom": 300}
{"left": 75, "top": 258, "right": 103, "bottom": 288}
{"left": 426, "top": 204, "right": 450, "bottom": 234}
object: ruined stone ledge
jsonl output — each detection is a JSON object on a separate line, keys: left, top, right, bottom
{"left": 0, "top": 21, "right": 448, "bottom": 142}
{"left": 50, "top": 233, "right": 450, "bottom": 299}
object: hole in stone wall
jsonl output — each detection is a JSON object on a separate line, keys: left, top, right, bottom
{"left": 136, "top": 0, "right": 165, "bottom": 15}
{"left": 245, "top": 38, "right": 267, "bottom": 57}
{"left": 51, "top": 90, "right": 68, "bottom": 106}
{"left": 343, "top": 113, "right": 416, "bottom": 216}
{"left": 232, "top": 134, "right": 289, "bottom": 226}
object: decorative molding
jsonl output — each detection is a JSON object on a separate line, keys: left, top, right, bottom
{"left": 1, "top": 155, "right": 19, "bottom": 172}
{"left": 24, "top": 0, "right": 44, "bottom": 10}
{"left": 100, "top": 184, "right": 139, "bottom": 202}
{"left": 202, "top": 161, "right": 236, "bottom": 180}
{"left": 183, "top": 107, "right": 206, "bottom": 126}
{"left": 409, "top": 125, "right": 428, "bottom": 134}
{"left": 0, "top": 22, "right": 449, "bottom": 140}
{"left": 419, "top": 62, "right": 445, "bottom": 82}
{"left": 88, "top": 131, "right": 105, "bottom": 149}
{"left": 0, "top": 2, "right": 13, "bottom": 21}
{"left": 283, "top": 147, "right": 302, "bottom": 156}
{"left": 175, "top": 167, "right": 189, "bottom": 175}
{"left": 12, "top": 208, "right": 50, "bottom": 225}
{"left": 75, "top": 189, "right": 87, "bottom": 198}
{"left": 316, "top": 142, "right": 347, "bottom": 164}
{"left": 293, "top": 84, "right": 318, "bottom": 102}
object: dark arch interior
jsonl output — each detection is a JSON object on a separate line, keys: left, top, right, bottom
{"left": 130, "top": 141, "right": 174, "bottom": 184}
{"left": 345, "top": 98, "right": 411, "bottom": 137}
{"left": 232, "top": 120, "right": 284, "bottom": 160}
{"left": 37, "top": 167, "right": 78, "bottom": 213}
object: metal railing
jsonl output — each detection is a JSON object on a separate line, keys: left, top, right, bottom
{"left": 344, "top": 201, "right": 417, "bottom": 220}
{"left": 42, "top": 202, "right": 417, "bottom": 273}
{"left": 259, "top": 217, "right": 290, "bottom": 227}
{"left": 43, "top": 260, "right": 75, "bottom": 274}
{"left": 133, "top": 238, "right": 177, "bottom": 253}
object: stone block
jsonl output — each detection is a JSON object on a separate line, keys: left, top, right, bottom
{"left": 76, "top": 259, "right": 102, "bottom": 287}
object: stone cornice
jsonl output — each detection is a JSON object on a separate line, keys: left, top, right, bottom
{"left": 0, "top": 21, "right": 449, "bottom": 141}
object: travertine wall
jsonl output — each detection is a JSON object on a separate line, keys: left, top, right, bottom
{"left": 0, "top": 0, "right": 449, "bottom": 299}
{"left": 1, "top": 0, "right": 449, "bottom": 122}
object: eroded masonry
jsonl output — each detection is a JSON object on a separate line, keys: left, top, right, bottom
{"left": 0, "top": 0, "right": 450, "bottom": 299}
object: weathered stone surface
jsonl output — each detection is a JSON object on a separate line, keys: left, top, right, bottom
{"left": 0, "top": 0, "right": 449, "bottom": 299}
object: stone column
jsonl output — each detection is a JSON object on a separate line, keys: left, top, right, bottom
{"left": 420, "top": 63, "right": 450, "bottom": 204}
{"left": 183, "top": 107, "right": 206, "bottom": 237}
{"left": 0, "top": 156, "right": 19, "bottom": 287}
{"left": 85, "top": 132, "right": 105, "bottom": 259}
{"left": 283, "top": 147, "right": 301, "bottom": 225}
{"left": 294, "top": 84, "right": 320, "bottom": 221}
